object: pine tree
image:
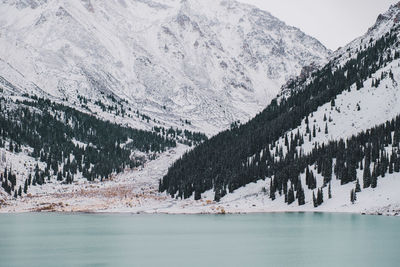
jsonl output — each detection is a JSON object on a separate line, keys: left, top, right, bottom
{"left": 313, "top": 191, "right": 317, "bottom": 208}
{"left": 23, "top": 179, "right": 28, "bottom": 194}
{"left": 395, "top": 153, "right": 400, "bottom": 173}
{"left": 363, "top": 160, "right": 371, "bottom": 188}
{"left": 305, "top": 167, "right": 310, "bottom": 187}
{"left": 371, "top": 171, "right": 377, "bottom": 188}
{"left": 194, "top": 190, "right": 201, "bottom": 201}
{"left": 297, "top": 187, "right": 305, "bottom": 206}
{"left": 287, "top": 186, "right": 295, "bottom": 205}
{"left": 9, "top": 141, "right": 13, "bottom": 152}
{"left": 350, "top": 189, "right": 355, "bottom": 204}
{"left": 355, "top": 179, "right": 361, "bottom": 193}
{"left": 317, "top": 188, "right": 324, "bottom": 206}
{"left": 328, "top": 182, "right": 332, "bottom": 199}
{"left": 270, "top": 179, "right": 275, "bottom": 200}
{"left": 389, "top": 153, "right": 394, "bottom": 174}
{"left": 18, "top": 186, "right": 22, "bottom": 197}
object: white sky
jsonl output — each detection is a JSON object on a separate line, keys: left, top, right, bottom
{"left": 238, "top": 0, "right": 398, "bottom": 50}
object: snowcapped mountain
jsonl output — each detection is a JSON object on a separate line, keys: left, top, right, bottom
{"left": 5, "top": 1, "right": 400, "bottom": 215}
{"left": 332, "top": 2, "right": 400, "bottom": 63}
{"left": 0, "top": 0, "right": 329, "bottom": 134}
{"left": 157, "top": 2, "right": 400, "bottom": 215}
{"left": 278, "top": 2, "right": 400, "bottom": 145}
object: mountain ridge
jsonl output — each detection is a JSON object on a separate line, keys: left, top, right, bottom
{"left": 158, "top": 2, "right": 400, "bottom": 214}
{"left": 0, "top": 0, "right": 329, "bottom": 134}
{"left": 3, "top": 1, "right": 400, "bottom": 215}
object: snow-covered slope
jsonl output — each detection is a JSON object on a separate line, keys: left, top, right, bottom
{"left": 233, "top": 2, "right": 400, "bottom": 214}
{"left": 331, "top": 1, "right": 400, "bottom": 65}
{"left": 274, "top": 60, "right": 400, "bottom": 157}
{"left": 276, "top": 2, "right": 400, "bottom": 155}
{"left": 0, "top": 0, "right": 329, "bottom": 134}
{"left": 154, "top": 2, "right": 400, "bottom": 215}
{"left": 4, "top": 1, "right": 400, "bottom": 216}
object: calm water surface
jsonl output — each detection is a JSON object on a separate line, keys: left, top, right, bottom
{"left": 0, "top": 213, "right": 399, "bottom": 267}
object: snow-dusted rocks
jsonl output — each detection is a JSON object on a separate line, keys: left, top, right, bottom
{"left": 3, "top": 1, "right": 400, "bottom": 216}
{"left": 0, "top": 0, "right": 329, "bottom": 134}
{"left": 155, "top": 2, "right": 400, "bottom": 215}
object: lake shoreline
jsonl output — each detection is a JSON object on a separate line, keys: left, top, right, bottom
{"left": 2, "top": 143, "right": 400, "bottom": 218}
{"left": 1, "top": 208, "right": 399, "bottom": 217}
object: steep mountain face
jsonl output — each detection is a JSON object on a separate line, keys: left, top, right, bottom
{"left": 332, "top": 1, "right": 400, "bottom": 63}
{"left": 0, "top": 0, "right": 329, "bottom": 134}
{"left": 159, "top": 2, "right": 400, "bottom": 213}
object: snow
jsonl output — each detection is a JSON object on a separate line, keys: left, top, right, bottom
{"left": 1, "top": 1, "right": 400, "bottom": 216}
{"left": 0, "top": 0, "right": 329, "bottom": 135}
{"left": 273, "top": 59, "right": 400, "bottom": 157}
{"left": 1, "top": 143, "right": 399, "bottom": 216}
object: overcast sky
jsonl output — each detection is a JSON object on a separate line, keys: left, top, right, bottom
{"left": 238, "top": 0, "right": 398, "bottom": 51}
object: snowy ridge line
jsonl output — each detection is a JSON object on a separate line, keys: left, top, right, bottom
{"left": 280, "top": 2, "right": 400, "bottom": 101}
{"left": 255, "top": 19, "right": 400, "bottom": 163}
{"left": 3, "top": 1, "right": 400, "bottom": 215}
{"left": 270, "top": 58, "right": 400, "bottom": 161}
{"left": 0, "top": 0, "right": 329, "bottom": 134}
{"left": 159, "top": 18, "right": 400, "bottom": 201}
{"left": 155, "top": 2, "right": 400, "bottom": 216}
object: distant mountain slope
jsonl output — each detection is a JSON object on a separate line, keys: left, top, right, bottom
{"left": 0, "top": 0, "right": 329, "bottom": 134}
{"left": 159, "top": 2, "right": 400, "bottom": 212}
{"left": 0, "top": 94, "right": 208, "bottom": 200}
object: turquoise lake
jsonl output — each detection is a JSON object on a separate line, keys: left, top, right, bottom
{"left": 0, "top": 213, "right": 399, "bottom": 267}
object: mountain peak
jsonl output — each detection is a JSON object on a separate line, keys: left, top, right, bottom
{"left": 369, "top": 1, "right": 400, "bottom": 31}
{"left": 0, "top": 0, "right": 329, "bottom": 134}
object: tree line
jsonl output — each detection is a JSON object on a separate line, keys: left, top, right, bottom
{"left": 159, "top": 25, "right": 400, "bottom": 202}
{"left": 0, "top": 97, "right": 177, "bottom": 197}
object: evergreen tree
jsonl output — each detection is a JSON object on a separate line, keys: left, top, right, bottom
{"left": 18, "top": 186, "right": 22, "bottom": 197}
{"left": 287, "top": 186, "right": 295, "bottom": 205}
{"left": 23, "top": 179, "right": 28, "bottom": 194}
{"left": 355, "top": 179, "right": 361, "bottom": 193}
{"left": 317, "top": 188, "right": 324, "bottom": 206}
{"left": 313, "top": 191, "right": 317, "bottom": 208}
{"left": 270, "top": 178, "right": 275, "bottom": 200}
{"left": 297, "top": 187, "right": 305, "bottom": 206}
{"left": 363, "top": 160, "right": 371, "bottom": 188}
{"left": 350, "top": 189, "right": 355, "bottom": 204}
{"left": 371, "top": 170, "right": 378, "bottom": 188}
{"left": 328, "top": 182, "right": 332, "bottom": 199}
